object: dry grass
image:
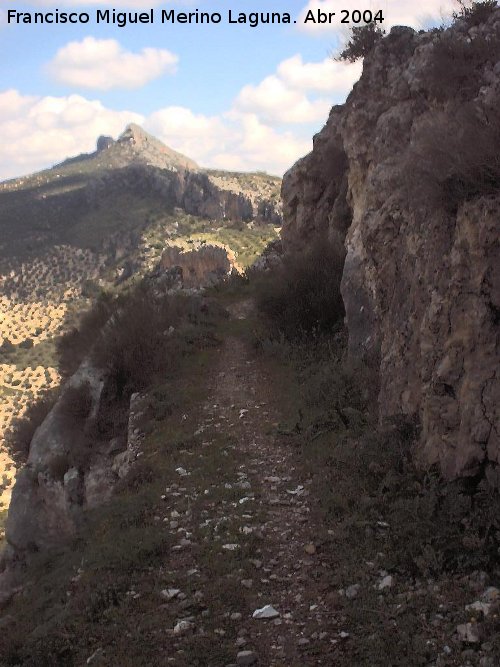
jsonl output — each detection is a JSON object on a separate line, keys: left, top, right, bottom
{"left": 408, "top": 103, "right": 500, "bottom": 212}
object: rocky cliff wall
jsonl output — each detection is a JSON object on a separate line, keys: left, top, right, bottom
{"left": 160, "top": 243, "right": 239, "bottom": 288}
{"left": 0, "top": 357, "right": 147, "bottom": 600}
{"left": 282, "top": 13, "right": 500, "bottom": 482}
{"left": 86, "top": 165, "right": 282, "bottom": 226}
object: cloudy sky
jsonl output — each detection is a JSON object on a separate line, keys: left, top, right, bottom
{"left": 0, "top": 0, "right": 456, "bottom": 180}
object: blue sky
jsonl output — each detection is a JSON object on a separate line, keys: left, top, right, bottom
{"left": 0, "top": 0, "right": 454, "bottom": 179}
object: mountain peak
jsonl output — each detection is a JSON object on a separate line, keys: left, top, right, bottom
{"left": 118, "top": 123, "right": 153, "bottom": 146}
{"left": 115, "top": 123, "right": 199, "bottom": 171}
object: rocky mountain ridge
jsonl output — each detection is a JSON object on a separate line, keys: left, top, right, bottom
{"left": 0, "top": 124, "right": 281, "bottom": 262}
{"left": 282, "top": 10, "right": 500, "bottom": 483}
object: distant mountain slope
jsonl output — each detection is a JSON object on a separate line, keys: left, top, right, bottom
{"left": 0, "top": 124, "right": 281, "bottom": 261}
{"left": 0, "top": 125, "right": 282, "bottom": 512}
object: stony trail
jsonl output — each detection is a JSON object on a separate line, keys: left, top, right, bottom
{"left": 156, "top": 300, "right": 340, "bottom": 666}
{"left": 4, "top": 297, "right": 496, "bottom": 667}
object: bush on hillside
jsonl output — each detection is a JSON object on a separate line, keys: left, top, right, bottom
{"left": 411, "top": 103, "right": 500, "bottom": 210}
{"left": 57, "top": 292, "right": 118, "bottom": 378}
{"left": 58, "top": 281, "right": 223, "bottom": 388}
{"left": 452, "top": 0, "right": 498, "bottom": 26}
{"left": 427, "top": 31, "right": 500, "bottom": 102}
{"left": 90, "top": 285, "right": 223, "bottom": 396}
{"left": 254, "top": 240, "right": 345, "bottom": 339}
{"left": 90, "top": 288, "right": 180, "bottom": 395}
{"left": 335, "top": 23, "right": 386, "bottom": 62}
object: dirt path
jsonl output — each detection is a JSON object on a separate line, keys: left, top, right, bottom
{"left": 157, "top": 299, "right": 340, "bottom": 666}
{"left": 0, "top": 298, "right": 351, "bottom": 666}
{"left": 4, "top": 297, "right": 497, "bottom": 666}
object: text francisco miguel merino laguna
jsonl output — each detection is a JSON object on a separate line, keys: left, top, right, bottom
{"left": 7, "top": 7, "right": 342, "bottom": 28}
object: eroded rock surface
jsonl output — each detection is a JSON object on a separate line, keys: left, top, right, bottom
{"left": 160, "top": 243, "right": 239, "bottom": 288}
{"left": 0, "top": 363, "right": 148, "bottom": 593}
{"left": 282, "top": 16, "right": 500, "bottom": 481}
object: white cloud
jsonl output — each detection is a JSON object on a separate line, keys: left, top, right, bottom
{"left": 1, "top": 46, "right": 363, "bottom": 179}
{"left": 297, "top": 0, "right": 456, "bottom": 34}
{"left": 0, "top": 46, "right": 362, "bottom": 180}
{"left": 146, "top": 106, "right": 234, "bottom": 162}
{"left": 47, "top": 37, "right": 178, "bottom": 90}
{"left": 0, "top": 88, "right": 311, "bottom": 180}
{"left": 233, "top": 53, "right": 360, "bottom": 126}
{"left": 0, "top": 90, "right": 143, "bottom": 180}
{"left": 146, "top": 107, "right": 311, "bottom": 175}
{"left": 235, "top": 75, "right": 331, "bottom": 125}
{"left": 219, "top": 112, "right": 311, "bottom": 173}
{"left": 277, "top": 54, "right": 362, "bottom": 94}
{"left": 0, "top": 89, "right": 38, "bottom": 119}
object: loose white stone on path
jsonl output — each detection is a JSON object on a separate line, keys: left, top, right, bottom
{"left": 345, "top": 584, "right": 360, "bottom": 599}
{"left": 236, "top": 650, "right": 258, "bottom": 666}
{"left": 457, "top": 622, "right": 481, "bottom": 643}
{"left": 252, "top": 604, "right": 280, "bottom": 620}
{"left": 378, "top": 575, "right": 393, "bottom": 590}
{"left": 161, "top": 588, "right": 181, "bottom": 601}
{"left": 482, "top": 586, "right": 500, "bottom": 603}
{"left": 173, "top": 619, "right": 194, "bottom": 635}
{"left": 286, "top": 485, "right": 304, "bottom": 495}
{"left": 465, "top": 600, "right": 491, "bottom": 616}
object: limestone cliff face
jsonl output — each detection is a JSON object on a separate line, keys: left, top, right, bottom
{"left": 282, "top": 15, "right": 500, "bottom": 482}
{"left": 0, "top": 359, "right": 147, "bottom": 596}
{"left": 6, "top": 362, "right": 150, "bottom": 554}
{"left": 160, "top": 243, "right": 239, "bottom": 288}
{"left": 85, "top": 125, "right": 282, "bottom": 226}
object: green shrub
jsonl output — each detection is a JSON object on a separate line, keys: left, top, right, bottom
{"left": 0, "top": 339, "right": 15, "bottom": 356}
{"left": 335, "top": 23, "right": 386, "bottom": 62}
{"left": 58, "top": 282, "right": 221, "bottom": 392}
{"left": 90, "top": 288, "right": 183, "bottom": 394}
{"left": 80, "top": 279, "right": 101, "bottom": 299}
{"left": 254, "top": 239, "right": 345, "bottom": 339}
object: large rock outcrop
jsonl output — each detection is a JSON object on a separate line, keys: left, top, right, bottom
{"left": 159, "top": 243, "right": 240, "bottom": 288}
{"left": 0, "top": 361, "right": 147, "bottom": 596}
{"left": 282, "top": 14, "right": 500, "bottom": 482}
